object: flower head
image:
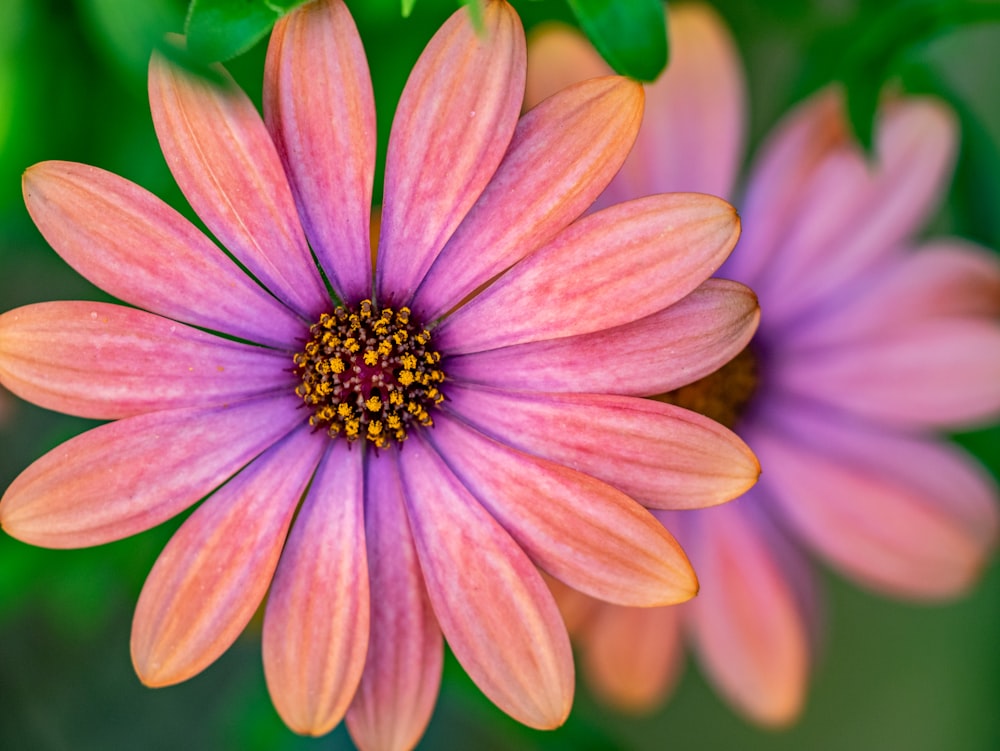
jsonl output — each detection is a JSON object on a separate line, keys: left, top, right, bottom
{"left": 0, "top": 1, "right": 759, "bottom": 747}
{"left": 527, "top": 2, "right": 1000, "bottom": 726}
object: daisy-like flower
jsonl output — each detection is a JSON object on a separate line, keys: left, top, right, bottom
{"left": 0, "top": 1, "right": 760, "bottom": 747}
{"left": 527, "top": 3, "right": 1000, "bottom": 726}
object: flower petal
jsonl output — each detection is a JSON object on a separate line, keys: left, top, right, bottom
{"left": 754, "top": 407, "right": 1000, "bottom": 599}
{"left": 774, "top": 318, "right": 1000, "bottom": 429}
{"left": 524, "top": 22, "right": 610, "bottom": 107}
{"left": 412, "top": 75, "right": 643, "bottom": 321}
{"left": 264, "top": 0, "right": 375, "bottom": 303}
{"left": 785, "top": 238, "right": 1000, "bottom": 348}
{"left": 0, "top": 394, "right": 304, "bottom": 548}
{"left": 443, "top": 384, "right": 758, "bottom": 510}
{"left": 446, "top": 279, "right": 758, "bottom": 396}
{"left": 427, "top": 414, "right": 697, "bottom": 607}
{"left": 22, "top": 161, "right": 304, "bottom": 348}
{"left": 435, "top": 193, "right": 739, "bottom": 353}
{"left": 580, "top": 601, "right": 684, "bottom": 713}
{"left": 148, "top": 49, "right": 328, "bottom": 319}
{"left": 131, "top": 426, "right": 324, "bottom": 686}
{"left": 375, "top": 0, "right": 525, "bottom": 306}
{"left": 683, "top": 499, "right": 812, "bottom": 726}
{"left": 263, "top": 441, "right": 368, "bottom": 736}
{"left": 347, "top": 450, "right": 443, "bottom": 751}
{"left": 0, "top": 301, "right": 293, "bottom": 419}
{"left": 737, "top": 93, "right": 958, "bottom": 317}
{"left": 399, "top": 435, "right": 573, "bottom": 729}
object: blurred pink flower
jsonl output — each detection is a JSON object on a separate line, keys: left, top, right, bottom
{"left": 527, "top": 2, "right": 1000, "bottom": 726}
{"left": 0, "top": 0, "right": 759, "bottom": 747}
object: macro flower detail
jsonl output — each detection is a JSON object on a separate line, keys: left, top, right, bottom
{"left": 0, "top": 1, "right": 760, "bottom": 748}
{"left": 527, "top": 2, "right": 1000, "bottom": 727}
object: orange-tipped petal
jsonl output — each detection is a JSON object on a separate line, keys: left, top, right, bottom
{"left": 581, "top": 602, "right": 685, "bottom": 713}
{"left": 443, "top": 385, "right": 758, "bottom": 510}
{"left": 399, "top": 436, "right": 573, "bottom": 729}
{"left": 427, "top": 414, "right": 698, "bottom": 607}
{"left": 264, "top": 0, "right": 375, "bottom": 303}
{"left": 685, "top": 500, "right": 812, "bottom": 726}
{"left": 0, "top": 301, "right": 292, "bottom": 419}
{"left": 447, "top": 279, "right": 759, "bottom": 396}
{"left": 436, "top": 193, "right": 740, "bottom": 353}
{"left": 131, "top": 427, "right": 324, "bottom": 687}
{"left": 0, "top": 395, "right": 304, "bottom": 548}
{"left": 376, "top": 0, "right": 525, "bottom": 306}
{"left": 413, "top": 75, "right": 643, "bottom": 320}
{"left": 149, "top": 48, "right": 328, "bottom": 319}
{"left": 263, "top": 442, "right": 368, "bottom": 736}
{"left": 22, "top": 161, "right": 303, "bottom": 348}
{"left": 347, "top": 451, "right": 443, "bottom": 751}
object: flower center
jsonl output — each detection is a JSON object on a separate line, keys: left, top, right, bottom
{"left": 293, "top": 299, "right": 446, "bottom": 448}
{"left": 654, "top": 345, "right": 758, "bottom": 429}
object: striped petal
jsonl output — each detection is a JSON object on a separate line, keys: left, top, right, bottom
{"left": 375, "top": 0, "right": 525, "bottom": 306}
{"left": 427, "top": 414, "right": 697, "bottom": 606}
{"left": 580, "top": 602, "right": 685, "bottom": 713}
{"left": 131, "top": 426, "right": 324, "bottom": 687}
{"left": 149, "top": 49, "right": 329, "bottom": 319}
{"left": 684, "top": 499, "right": 812, "bottom": 726}
{"left": 0, "top": 301, "right": 293, "bottom": 419}
{"left": 785, "top": 239, "right": 1000, "bottom": 348}
{"left": 23, "top": 161, "right": 304, "bottom": 348}
{"left": 0, "top": 394, "right": 304, "bottom": 548}
{"left": 412, "top": 75, "right": 643, "bottom": 321}
{"left": 263, "top": 441, "right": 368, "bottom": 736}
{"left": 739, "top": 94, "right": 958, "bottom": 318}
{"left": 436, "top": 193, "right": 739, "bottom": 353}
{"left": 347, "top": 450, "right": 443, "bottom": 751}
{"left": 447, "top": 279, "right": 759, "bottom": 396}
{"left": 443, "top": 384, "right": 757, "bottom": 509}
{"left": 399, "top": 436, "right": 573, "bottom": 729}
{"left": 754, "top": 406, "right": 999, "bottom": 599}
{"left": 264, "top": 0, "right": 375, "bottom": 303}
{"left": 774, "top": 318, "right": 1000, "bottom": 429}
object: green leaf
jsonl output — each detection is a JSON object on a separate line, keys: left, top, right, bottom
{"left": 566, "top": 0, "right": 668, "bottom": 81}
{"left": 838, "top": 0, "right": 1000, "bottom": 152}
{"left": 184, "top": 0, "right": 311, "bottom": 62}
{"left": 401, "top": 0, "right": 416, "bottom": 17}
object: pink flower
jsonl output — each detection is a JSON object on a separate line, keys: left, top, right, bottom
{"left": 0, "top": 1, "right": 759, "bottom": 747}
{"left": 527, "top": 3, "right": 1000, "bottom": 726}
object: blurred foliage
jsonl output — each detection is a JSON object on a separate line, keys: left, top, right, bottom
{"left": 0, "top": 0, "right": 998, "bottom": 749}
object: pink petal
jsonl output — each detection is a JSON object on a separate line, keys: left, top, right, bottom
{"left": 426, "top": 414, "right": 698, "bottom": 606}
{"left": 347, "top": 450, "right": 443, "bottom": 751}
{"left": 785, "top": 238, "right": 1000, "bottom": 348}
{"left": 446, "top": 278, "right": 759, "bottom": 396}
{"left": 412, "top": 75, "right": 643, "bottom": 321}
{"left": 774, "top": 318, "right": 1000, "bottom": 429}
{"left": 131, "top": 426, "right": 324, "bottom": 686}
{"left": 263, "top": 441, "right": 368, "bottom": 736}
{"left": 0, "top": 301, "right": 293, "bottom": 419}
{"left": 525, "top": 4, "right": 745, "bottom": 203}
{"left": 148, "top": 49, "right": 329, "bottom": 319}
{"left": 443, "top": 383, "right": 758, "bottom": 509}
{"left": 375, "top": 1, "right": 525, "bottom": 307}
{"left": 683, "top": 499, "right": 812, "bottom": 726}
{"left": 436, "top": 193, "right": 739, "bottom": 353}
{"left": 579, "top": 602, "right": 685, "bottom": 713}
{"left": 753, "top": 407, "right": 1000, "bottom": 599}
{"left": 264, "top": 0, "right": 375, "bottom": 303}
{"left": 23, "top": 161, "right": 304, "bottom": 348}
{"left": 0, "top": 394, "right": 304, "bottom": 548}
{"left": 399, "top": 435, "right": 573, "bottom": 729}
{"left": 739, "top": 93, "right": 958, "bottom": 317}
